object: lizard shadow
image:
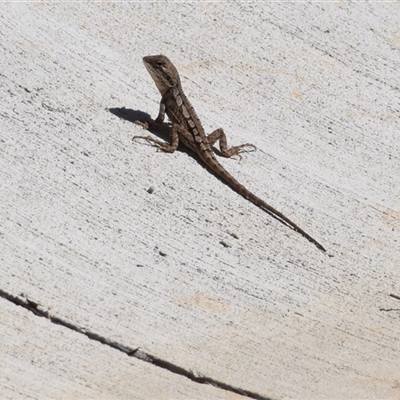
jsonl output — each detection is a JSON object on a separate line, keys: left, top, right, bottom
{"left": 109, "top": 107, "right": 149, "bottom": 124}
{"left": 109, "top": 107, "right": 171, "bottom": 142}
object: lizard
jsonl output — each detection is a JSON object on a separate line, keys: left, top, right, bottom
{"left": 133, "top": 55, "right": 326, "bottom": 252}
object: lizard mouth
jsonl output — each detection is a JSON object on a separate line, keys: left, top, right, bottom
{"left": 142, "top": 58, "right": 155, "bottom": 74}
{"left": 142, "top": 56, "right": 174, "bottom": 95}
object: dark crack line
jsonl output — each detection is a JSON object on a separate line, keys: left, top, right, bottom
{"left": 0, "top": 289, "right": 275, "bottom": 400}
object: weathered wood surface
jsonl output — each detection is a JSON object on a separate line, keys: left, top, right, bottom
{"left": 1, "top": 3, "right": 399, "bottom": 399}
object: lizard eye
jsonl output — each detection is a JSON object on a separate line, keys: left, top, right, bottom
{"left": 156, "top": 61, "right": 164, "bottom": 67}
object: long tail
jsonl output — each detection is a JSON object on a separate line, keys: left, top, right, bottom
{"left": 213, "top": 162, "right": 326, "bottom": 252}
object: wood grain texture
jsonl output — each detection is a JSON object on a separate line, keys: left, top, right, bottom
{"left": 1, "top": 2, "right": 399, "bottom": 399}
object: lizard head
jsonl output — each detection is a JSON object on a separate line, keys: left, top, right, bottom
{"left": 142, "top": 55, "right": 180, "bottom": 96}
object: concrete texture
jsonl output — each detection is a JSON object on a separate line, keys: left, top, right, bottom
{"left": 1, "top": 2, "right": 399, "bottom": 399}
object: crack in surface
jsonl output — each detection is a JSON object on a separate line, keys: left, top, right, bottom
{"left": 0, "top": 289, "right": 274, "bottom": 400}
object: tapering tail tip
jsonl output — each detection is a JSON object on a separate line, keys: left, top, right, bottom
{"left": 312, "top": 239, "right": 326, "bottom": 252}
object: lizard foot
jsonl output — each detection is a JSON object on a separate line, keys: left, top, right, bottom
{"left": 132, "top": 135, "right": 175, "bottom": 153}
{"left": 220, "top": 143, "right": 257, "bottom": 160}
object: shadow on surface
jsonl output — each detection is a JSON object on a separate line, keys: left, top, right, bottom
{"left": 109, "top": 107, "right": 171, "bottom": 141}
{"left": 109, "top": 107, "right": 149, "bottom": 124}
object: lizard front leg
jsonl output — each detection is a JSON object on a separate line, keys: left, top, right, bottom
{"left": 207, "top": 128, "right": 256, "bottom": 159}
{"left": 134, "top": 101, "right": 166, "bottom": 131}
{"left": 133, "top": 121, "right": 180, "bottom": 153}
{"left": 133, "top": 101, "right": 177, "bottom": 151}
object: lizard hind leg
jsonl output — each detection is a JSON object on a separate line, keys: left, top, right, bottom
{"left": 207, "top": 128, "right": 256, "bottom": 159}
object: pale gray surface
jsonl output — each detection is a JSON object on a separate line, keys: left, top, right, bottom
{"left": 0, "top": 297, "right": 244, "bottom": 400}
{"left": 1, "top": 2, "right": 399, "bottom": 399}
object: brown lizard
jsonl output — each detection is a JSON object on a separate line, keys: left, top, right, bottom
{"left": 133, "top": 55, "right": 326, "bottom": 252}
